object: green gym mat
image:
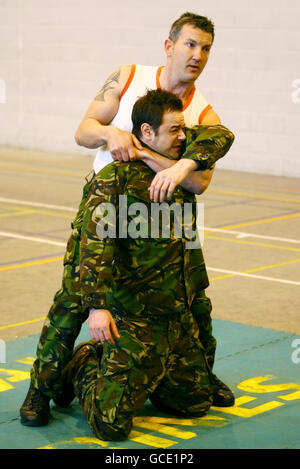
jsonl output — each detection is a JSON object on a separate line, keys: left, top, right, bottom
{"left": 1, "top": 319, "right": 300, "bottom": 449}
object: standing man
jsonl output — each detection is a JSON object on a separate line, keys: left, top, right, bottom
{"left": 20, "top": 12, "right": 234, "bottom": 428}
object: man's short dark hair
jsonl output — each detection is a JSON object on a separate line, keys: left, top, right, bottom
{"left": 131, "top": 89, "right": 183, "bottom": 138}
{"left": 169, "top": 12, "right": 215, "bottom": 43}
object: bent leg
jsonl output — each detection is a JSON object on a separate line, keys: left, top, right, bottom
{"left": 191, "top": 290, "right": 217, "bottom": 372}
{"left": 73, "top": 317, "right": 168, "bottom": 441}
{"left": 150, "top": 312, "right": 213, "bottom": 417}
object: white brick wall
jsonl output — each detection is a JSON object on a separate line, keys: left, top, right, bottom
{"left": 1, "top": 0, "right": 300, "bottom": 177}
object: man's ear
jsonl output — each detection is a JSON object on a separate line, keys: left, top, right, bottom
{"left": 164, "top": 38, "right": 174, "bottom": 57}
{"left": 140, "top": 123, "right": 155, "bottom": 142}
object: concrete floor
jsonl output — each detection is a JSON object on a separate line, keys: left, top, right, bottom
{"left": 0, "top": 146, "right": 299, "bottom": 340}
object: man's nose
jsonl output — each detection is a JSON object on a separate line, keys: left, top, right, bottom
{"left": 193, "top": 47, "right": 202, "bottom": 61}
{"left": 178, "top": 130, "right": 186, "bottom": 140}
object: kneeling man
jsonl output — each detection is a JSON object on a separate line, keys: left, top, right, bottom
{"left": 55, "top": 89, "right": 234, "bottom": 441}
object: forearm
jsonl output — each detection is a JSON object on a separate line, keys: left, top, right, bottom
{"left": 75, "top": 118, "right": 114, "bottom": 149}
{"left": 181, "top": 164, "right": 215, "bottom": 195}
{"left": 141, "top": 150, "right": 206, "bottom": 194}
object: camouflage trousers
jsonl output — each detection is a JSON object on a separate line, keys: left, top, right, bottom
{"left": 30, "top": 178, "right": 217, "bottom": 399}
{"left": 73, "top": 311, "right": 213, "bottom": 441}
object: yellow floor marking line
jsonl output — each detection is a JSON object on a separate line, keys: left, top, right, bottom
{"left": 0, "top": 256, "right": 63, "bottom": 273}
{"left": 74, "top": 437, "right": 109, "bottom": 447}
{"left": 16, "top": 357, "right": 35, "bottom": 365}
{"left": 37, "top": 438, "right": 113, "bottom": 449}
{"left": 219, "top": 213, "right": 300, "bottom": 231}
{"left": 0, "top": 197, "right": 77, "bottom": 212}
{"left": 209, "top": 188, "right": 300, "bottom": 204}
{"left": 129, "top": 430, "right": 177, "bottom": 448}
{"left": 0, "top": 203, "right": 74, "bottom": 220}
{"left": 204, "top": 227, "right": 300, "bottom": 244}
{"left": 134, "top": 415, "right": 227, "bottom": 428}
{"left": 205, "top": 234, "right": 300, "bottom": 252}
{"left": 208, "top": 266, "right": 300, "bottom": 286}
{"left": 0, "top": 202, "right": 39, "bottom": 219}
{"left": 37, "top": 445, "right": 55, "bottom": 449}
{"left": 0, "top": 317, "right": 46, "bottom": 331}
{"left": 209, "top": 258, "right": 300, "bottom": 282}
{"left": 246, "top": 257, "right": 300, "bottom": 273}
{"left": 30, "top": 209, "right": 74, "bottom": 219}
{"left": 133, "top": 419, "right": 197, "bottom": 439}
{"left": 0, "top": 210, "right": 38, "bottom": 219}
{"left": 213, "top": 395, "right": 284, "bottom": 418}
{"left": 0, "top": 163, "right": 85, "bottom": 178}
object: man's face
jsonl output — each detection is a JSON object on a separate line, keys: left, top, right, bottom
{"left": 165, "top": 24, "right": 213, "bottom": 83}
{"left": 150, "top": 110, "right": 186, "bottom": 160}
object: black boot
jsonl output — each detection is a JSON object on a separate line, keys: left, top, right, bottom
{"left": 54, "top": 340, "right": 102, "bottom": 408}
{"left": 211, "top": 374, "right": 235, "bottom": 407}
{"left": 20, "top": 384, "right": 51, "bottom": 426}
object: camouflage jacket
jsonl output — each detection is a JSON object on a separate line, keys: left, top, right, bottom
{"left": 80, "top": 125, "right": 234, "bottom": 317}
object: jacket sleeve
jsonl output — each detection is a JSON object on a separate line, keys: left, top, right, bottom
{"left": 181, "top": 124, "right": 235, "bottom": 170}
{"left": 79, "top": 167, "right": 117, "bottom": 310}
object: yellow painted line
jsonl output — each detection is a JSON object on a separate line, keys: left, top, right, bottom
{"left": 0, "top": 256, "right": 63, "bottom": 272}
{"left": 133, "top": 419, "right": 197, "bottom": 439}
{"left": 16, "top": 357, "right": 35, "bottom": 365}
{"left": 205, "top": 234, "right": 300, "bottom": 252}
{"left": 37, "top": 445, "right": 55, "bottom": 449}
{"left": 0, "top": 162, "right": 85, "bottom": 178}
{"left": 0, "top": 317, "right": 46, "bottom": 331}
{"left": 204, "top": 226, "right": 300, "bottom": 244}
{"left": 129, "top": 430, "right": 177, "bottom": 448}
{"left": 209, "top": 188, "right": 300, "bottom": 204}
{"left": 0, "top": 209, "right": 38, "bottom": 219}
{"left": 74, "top": 437, "right": 108, "bottom": 447}
{"left": 0, "top": 197, "right": 77, "bottom": 212}
{"left": 208, "top": 267, "right": 300, "bottom": 286}
{"left": 135, "top": 415, "right": 227, "bottom": 426}
{"left": 246, "top": 257, "right": 300, "bottom": 273}
{"left": 0, "top": 202, "right": 75, "bottom": 219}
{"left": 210, "top": 258, "right": 300, "bottom": 282}
{"left": 219, "top": 213, "right": 300, "bottom": 231}
{"left": 31, "top": 209, "right": 74, "bottom": 219}
{"left": 0, "top": 208, "right": 72, "bottom": 219}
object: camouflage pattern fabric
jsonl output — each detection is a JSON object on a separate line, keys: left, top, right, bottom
{"left": 182, "top": 124, "right": 235, "bottom": 170}
{"left": 80, "top": 160, "right": 209, "bottom": 315}
{"left": 73, "top": 310, "right": 213, "bottom": 441}
{"left": 30, "top": 124, "right": 234, "bottom": 398}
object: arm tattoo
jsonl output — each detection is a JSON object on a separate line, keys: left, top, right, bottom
{"left": 94, "top": 69, "right": 121, "bottom": 102}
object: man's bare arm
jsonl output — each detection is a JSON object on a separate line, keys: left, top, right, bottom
{"left": 74, "top": 65, "right": 142, "bottom": 159}
{"left": 139, "top": 148, "right": 214, "bottom": 201}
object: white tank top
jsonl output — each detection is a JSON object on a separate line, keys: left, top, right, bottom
{"left": 93, "top": 64, "right": 212, "bottom": 174}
